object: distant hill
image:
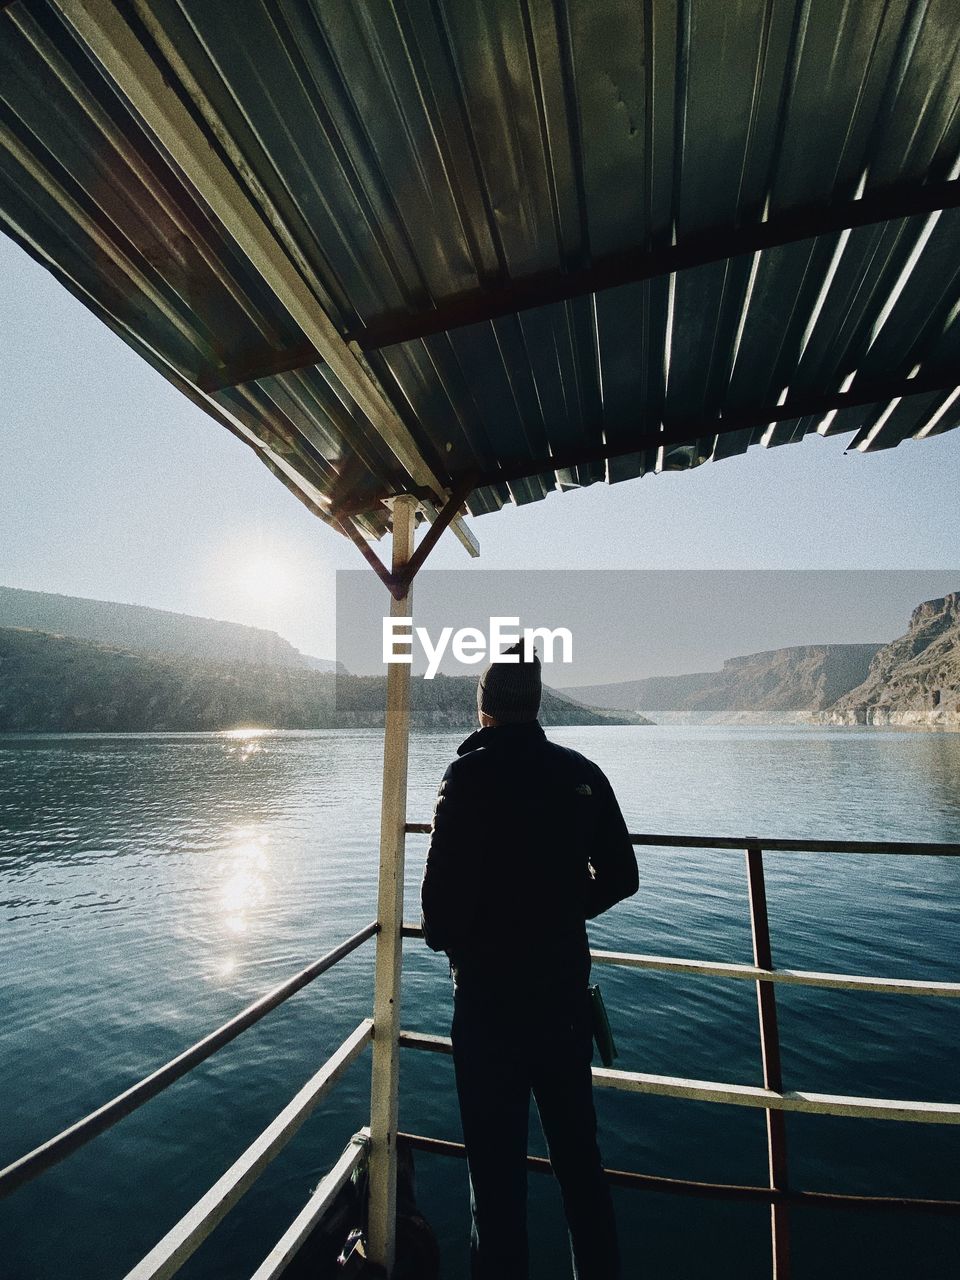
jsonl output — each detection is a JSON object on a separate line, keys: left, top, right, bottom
{"left": 565, "top": 645, "right": 883, "bottom": 724}
{"left": 564, "top": 671, "right": 719, "bottom": 717}
{"left": 0, "top": 585, "right": 338, "bottom": 671}
{"left": 818, "top": 594, "right": 960, "bottom": 728}
{"left": 0, "top": 628, "right": 646, "bottom": 732}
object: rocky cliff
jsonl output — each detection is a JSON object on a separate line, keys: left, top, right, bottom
{"left": 682, "top": 645, "right": 884, "bottom": 723}
{"left": 565, "top": 645, "right": 882, "bottom": 724}
{"left": 0, "top": 628, "right": 645, "bottom": 732}
{"left": 817, "top": 594, "right": 960, "bottom": 728}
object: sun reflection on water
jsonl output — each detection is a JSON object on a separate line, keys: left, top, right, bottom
{"left": 220, "top": 728, "right": 271, "bottom": 762}
{"left": 215, "top": 830, "right": 271, "bottom": 959}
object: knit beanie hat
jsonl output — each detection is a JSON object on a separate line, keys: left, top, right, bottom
{"left": 477, "top": 641, "right": 542, "bottom": 723}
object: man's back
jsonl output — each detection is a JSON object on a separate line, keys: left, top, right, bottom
{"left": 421, "top": 719, "right": 638, "bottom": 999}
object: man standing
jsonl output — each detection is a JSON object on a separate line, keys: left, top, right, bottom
{"left": 420, "top": 643, "right": 639, "bottom": 1279}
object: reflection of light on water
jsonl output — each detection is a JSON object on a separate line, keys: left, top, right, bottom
{"left": 221, "top": 728, "right": 270, "bottom": 762}
{"left": 217, "top": 831, "right": 271, "bottom": 938}
{"left": 218, "top": 957, "right": 237, "bottom": 978}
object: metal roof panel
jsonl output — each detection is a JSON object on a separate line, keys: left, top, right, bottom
{"left": 1, "top": 0, "right": 956, "bottom": 539}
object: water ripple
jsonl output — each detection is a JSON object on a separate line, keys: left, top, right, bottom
{"left": 1, "top": 726, "right": 958, "bottom": 1279}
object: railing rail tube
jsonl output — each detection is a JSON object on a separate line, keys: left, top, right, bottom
{"left": 396, "top": 1132, "right": 960, "bottom": 1215}
{"left": 0, "top": 922, "right": 378, "bottom": 1199}
{"left": 249, "top": 1129, "right": 371, "bottom": 1280}
{"left": 123, "top": 1020, "right": 373, "bottom": 1280}
{"left": 746, "top": 845, "right": 790, "bottom": 1276}
{"left": 588, "top": 950, "right": 960, "bottom": 997}
{"left": 399, "top": 924, "right": 960, "bottom": 997}
{"left": 405, "top": 824, "right": 960, "bottom": 856}
{"left": 398, "top": 1031, "right": 960, "bottom": 1124}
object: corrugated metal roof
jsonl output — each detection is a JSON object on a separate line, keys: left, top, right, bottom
{"left": 1, "top": 0, "right": 958, "bottom": 541}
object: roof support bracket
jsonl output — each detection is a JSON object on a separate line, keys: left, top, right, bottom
{"left": 338, "top": 475, "right": 478, "bottom": 597}
{"left": 393, "top": 474, "right": 478, "bottom": 591}
{"left": 335, "top": 518, "right": 397, "bottom": 596}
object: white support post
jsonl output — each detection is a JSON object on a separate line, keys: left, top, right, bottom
{"left": 367, "top": 494, "right": 417, "bottom": 1274}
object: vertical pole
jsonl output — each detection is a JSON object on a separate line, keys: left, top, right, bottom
{"left": 746, "top": 845, "right": 791, "bottom": 1280}
{"left": 368, "top": 495, "right": 417, "bottom": 1275}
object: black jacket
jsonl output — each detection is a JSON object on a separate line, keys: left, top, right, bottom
{"left": 420, "top": 721, "right": 639, "bottom": 999}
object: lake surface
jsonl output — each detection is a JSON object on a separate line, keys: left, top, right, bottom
{"left": 1, "top": 725, "right": 959, "bottom": 1279}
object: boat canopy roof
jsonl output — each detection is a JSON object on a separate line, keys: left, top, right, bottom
{"left": 1, "top": 0, "right": 958, "bottom": 541}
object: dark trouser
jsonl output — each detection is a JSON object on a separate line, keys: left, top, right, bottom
{"left": 451, "top": 985, "right": 620, "bottom": 1280}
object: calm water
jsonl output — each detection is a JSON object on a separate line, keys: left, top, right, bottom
{"left": 1, "top": 726, "right": 959, "bottom": 1280}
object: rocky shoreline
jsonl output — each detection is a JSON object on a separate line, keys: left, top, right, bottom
{"left": 816, "top": 594, "right": 960, "bottom": 729}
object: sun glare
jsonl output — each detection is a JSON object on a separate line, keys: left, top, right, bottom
{"left": 217, "top": 832, "right": 271, "bottom": 937}
{"left": 237, "top": 553, "right": 293, "bottom": 604}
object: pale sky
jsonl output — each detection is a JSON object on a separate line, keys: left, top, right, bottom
{"left": 2, "top": 233, "right": 959, "bottom": 662}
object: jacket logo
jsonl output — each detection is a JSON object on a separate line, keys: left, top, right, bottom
{"left": 575, "top": 783, "right": 592, "bottom": 796}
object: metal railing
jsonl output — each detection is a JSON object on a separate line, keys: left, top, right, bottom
{"left": 0, "top": 922, "right": 380, "bottom": 1280}
{"left": 403, "top": 824, "right": 960, "bottom": 1278}
{"left": 3, "top": 830, "right": 958, "bottom": 1280}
